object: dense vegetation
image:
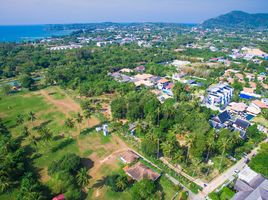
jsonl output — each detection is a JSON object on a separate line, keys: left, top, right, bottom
{"left": 111, "top": 82, "right": 266, "bottom": 176}
{"left": 249, "top": 143, "right": 268, "bottom": 178}
{"left": 202, "top": 11, "right": 268, "bottom": 29}
{"left": 0, "top": 119, "right": 47, "bottom": 199}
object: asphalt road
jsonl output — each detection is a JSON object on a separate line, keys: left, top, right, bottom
{"left": 198, "top": 138, "right": 267, "bottom": 200}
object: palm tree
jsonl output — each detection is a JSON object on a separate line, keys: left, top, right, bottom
{"left": 29, "top": 135, "right": 38, "bottom": 149}
{"left": 65, "top": 118, "right": 75, "bottom": 129}
{"left": 0, "top": 173, "right": 10, "bottom": 193}
{"left": 219, "top": 137, "right": 230, "bottom": 169}
{"left": 115, "top": 176, "right": 128, "bottom": 191}
{"left": 76, "top": 167, "right": 90, "bottom": 188}
{"left": 75, "top": 112, "right": 83, "bottom": 133}
{"left": 205, "top": 133, "right": 215, "bottom": 162}
{"left": 83, "top": 109, "right": 92, "bottom": 127}
{"left": 38, "top": 127, "right": 52, "bottom": 143}
{"left": 161, "top": 141, "right": 173, "bottom": 158}
{"left": 185, "top": 134, "right": 194, "bottom": 164}
{"left": 22, "top": 126, "right": 30, "bottom": 138}
{"left": 28, "top": 111, "right": 36, "bottom": 127}
{"left": 16, "top": 114, "right": 24, "bottom": 126}
{"left": 173, "top": 151, "right": 184, "bottom": 163}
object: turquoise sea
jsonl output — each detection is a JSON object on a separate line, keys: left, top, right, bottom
{"left": 0, "top": 25, "right": 73, "bottom": 42}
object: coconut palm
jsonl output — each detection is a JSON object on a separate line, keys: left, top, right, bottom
{"left": 161, "top": 141, "right": 173, "bottom": 158}
{"left": 115, "top": 176, "right": 128, "bottom": 191}
{"left": 16, "top": 114, "right": 24, "bottom": 126}
{"left": 0, "top": 171, "right": 10, "bottom": 193}
{"left": 28, "top": 111, "right": 36, "bottom": 127}
{"left": 205, "top": 132, "right": 215, "bottom": 162}
{"left": 38, "top": 127, "right": 52, "bottom": 143}
{"left": 75, "top": 112, "right": 83, "bottom": 133}
{"left": 219, "top": 137, "right": 230, "bottom": 169}
{"left": 83, "top": 109, "right": 92, "bottom": 127}
{"left": 22, "top": 126, "right": 30, "bottom": 138}
{"left": 29, "top": 135, "right": 38, "bottom": 149}
{"left": 64, "top": 118, "right": 75, "bottom": 129}
{"left": 185, "top": 134, "right": 194, "bottom": 163}
{"left": 173, "top": 151, "right": 184, "bottom": 163}
{"left": 76, "top": 167, "right": 90, "bottom": 188}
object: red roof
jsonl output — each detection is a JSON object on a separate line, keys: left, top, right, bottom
{"left": 52, "top": 194, "right": 65, "bottom": 200}
{"left": 166, "top": 83, "right": 174, "bottom": 90}
{"left": 135, "top": 66, "right": 145, "bottom": 71}
{"left": 158, "top": 78, "right": 170, "bottom": 84}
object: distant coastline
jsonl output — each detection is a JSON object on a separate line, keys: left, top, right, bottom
{"left": 0, "top": 22, "right": 197, "bottom": 42}
{"left": 0, "top": 25, "right": 74, "bottom": 42}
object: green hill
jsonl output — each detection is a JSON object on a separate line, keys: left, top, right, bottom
{"left": 202, "top": 11, "right": 268, "bottom": 29}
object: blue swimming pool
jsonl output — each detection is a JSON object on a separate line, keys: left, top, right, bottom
{"left": 240, "top": 93, "right": 255, "bottom": 100}
{"left": 246, "top": 114, "right": 255, "bottom": 121}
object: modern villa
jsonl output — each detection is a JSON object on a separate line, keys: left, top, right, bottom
{"left": 205, "top": 83, "right": 234, "bottom": 110}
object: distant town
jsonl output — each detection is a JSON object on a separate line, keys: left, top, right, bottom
{"left": 0, "top": 11, "right": 268, "bottom": 200}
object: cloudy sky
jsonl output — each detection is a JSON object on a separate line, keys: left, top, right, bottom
{"left": 1, "top": 0, "right": 268, "bottom": 25}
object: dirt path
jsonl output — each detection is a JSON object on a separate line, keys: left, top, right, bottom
{"left": 38, "top": 89, "right": 81, "bottom": 117}
{"left": 84, "top": 134, "right": 129, "bottom": 184}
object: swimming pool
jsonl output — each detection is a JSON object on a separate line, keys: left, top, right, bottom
{"left": 240, "top": 93, "right": 255, "bottom": 100}
{"left": 246, "top": 114, "right": 255, "bottom": 121}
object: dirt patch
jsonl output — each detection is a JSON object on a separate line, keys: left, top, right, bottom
{"left": 77, "top": 134, "right": 130, "bottom": 187}
{"left": 37, "top": 89, "right": 81, "bottom": 117}
{"left": 39, "top": 167, "right": 50, "bottom": 183}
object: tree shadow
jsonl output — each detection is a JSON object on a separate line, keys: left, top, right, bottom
{"left": 80, "top": 125, "right": 100, "bottom": 136}
{"left": 53, "top": 134, "right": 65, "bottom": 141}
{"left": 92, "top": 177, "right": 108, "bottom": 189}
{"left": 50, "top": 138, "right": 74, "bottom": 153}
{"left": 33, "top": 120, "right": 52, "bottom": 130}
{"left": 81, "top": 157, "right": 94, "bottom": 170}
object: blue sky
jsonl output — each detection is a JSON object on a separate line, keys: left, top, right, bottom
{"left": 0, "top": 0, "right": 268, "bottom": 25}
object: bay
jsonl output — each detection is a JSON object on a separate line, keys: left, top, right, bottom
{"left": 0, "top": 25, "right": 73, "bottom": 42}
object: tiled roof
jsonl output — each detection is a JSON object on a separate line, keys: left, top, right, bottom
{"left": 124, "top": 162, "right": 160, "bottom": 181}
{"left": 119, "top": 150, "right": 139, "bottom": 164}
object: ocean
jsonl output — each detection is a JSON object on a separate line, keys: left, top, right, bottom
{"left": 0, "top": 25, "right": 74, "bottom": 42}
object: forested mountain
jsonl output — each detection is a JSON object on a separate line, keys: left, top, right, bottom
{"left": 201, "top": 11, "right": 268, "bottom": 29}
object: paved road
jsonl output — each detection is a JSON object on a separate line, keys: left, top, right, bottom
{"left": 199, "top": 139, "right": 267, "bottom": 199}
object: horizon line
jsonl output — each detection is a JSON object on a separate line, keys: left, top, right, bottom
{"left": 0, "top": 21, "right": 200, "bottom": 27}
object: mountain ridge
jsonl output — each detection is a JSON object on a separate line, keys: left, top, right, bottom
{"left": 201, "top": 11, "right": 268, "bottom": 29}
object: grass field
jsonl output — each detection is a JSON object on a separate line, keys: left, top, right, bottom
{"left": 253, "top": 116, "right": 268, "bottom": 128}
{"left": 0, "top": 87, "right": 179, "bottom": 200}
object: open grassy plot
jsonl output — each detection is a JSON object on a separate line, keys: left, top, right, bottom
{"left": 253, "top": 116, "right": 268, "bottom": 128}
{"left": 0, "top": 88, "right": 180, "bottom": 200}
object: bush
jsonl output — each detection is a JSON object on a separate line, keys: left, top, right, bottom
{"left": 105, "top": 174, "right": 129, "bottom": 192}
{"left": 48, "top": 153, "right": 81, "bottom": 175}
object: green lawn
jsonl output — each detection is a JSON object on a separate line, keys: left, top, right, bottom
{"left": 159, "top": 176, "right": 180, "bottom": 200}
{"left": 209, "top": 186, "right": 235, "bottom": 200}
{"left": 253, "top": 116, "right": 268, "bottom": 128}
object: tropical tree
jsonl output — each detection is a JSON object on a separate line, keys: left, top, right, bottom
{"left": 76, "top": 167, "right": 90, "bottom": 188}
{"left": 29, "top": 135, "right": 38, "bottom": 149}
{"left": 219, "top": 137, "right": 230, "bottom": 169}
{"left": 17, "top": 173, "right": 44, "bottom": 200}
{"left": 28, "top": 111, "right": 36, "bottom": 127}
{"left": 65, "top": 118, "right": 75, "bottom": 129}
{"left": 38, "top": 127, "right": 52, "bottom": 143}
{"left": 83, "top": 109, "right": 92, "bottom": 127}
{"left": 0, "top": 172, "right": 11, "bottom": 193}
{"left": 115, "top": 176, "right": 128, "bottom": 191}
{"left": 16, "top": 114, "right": 24, "bottom": 126}
{"left": 185, "top": 134, "right": 194, "bottom": 163}
{"left": 22, "top": 126, "right": 30, "bottom": 138}
{"left": 75, "top": 112, "right": 83, "bottom": 133}
{"left": 205, "top": 131, "right": 215, "bottom": 162}
{"left": 2, "top": 84, "right": 12, "bottom": 96}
